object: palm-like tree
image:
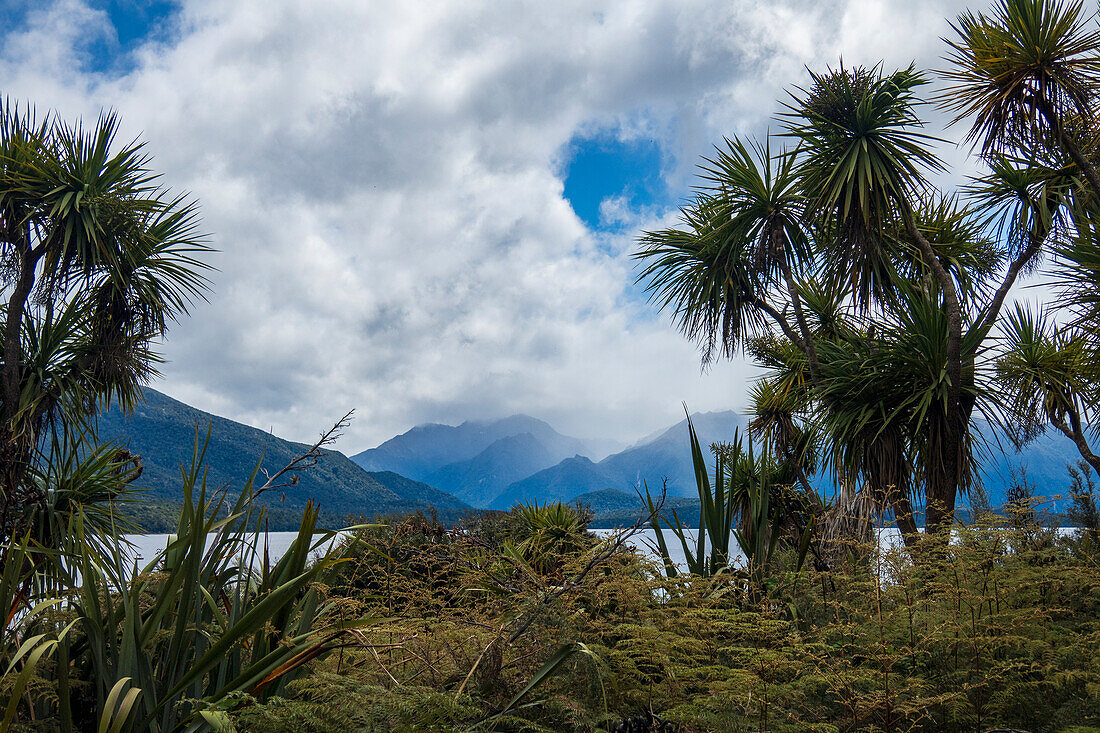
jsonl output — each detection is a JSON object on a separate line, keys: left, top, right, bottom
{"left": 635, "top": 137, "right": 812, "bottom": 366}
{"left": 941, "top": 0, "right": 1100, "bottom": 189}
{"left": 635, "top": 0, "right": 1100, "bottom": 538}
{"left": 0, "top": 103, "right": 210, "bottom": 540}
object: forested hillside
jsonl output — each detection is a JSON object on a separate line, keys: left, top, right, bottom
{"left": 96, "top": 389, "right": 471, "bottom": 530}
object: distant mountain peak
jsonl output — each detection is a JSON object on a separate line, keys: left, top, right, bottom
{"left": 351, "top": 413, "right": 613, "bottom": 498}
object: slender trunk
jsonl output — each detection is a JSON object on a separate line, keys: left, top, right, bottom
{"left": 978, "top": 230, "right": 1045, "bottom": 336}
{"left": 888, "top": 486, "right": 920, "bottom": 551}
{"left": 751, "top": 295, "right": 803, "bottom": 346}
{"left": 1057, "top": 127, "right": 1100, "bottom": 195}
{"left": 924, "top": 405, "right": 966, "bottom": 537}
{"left": 903, "top": 209, "right": 963, "bottom": 408}
{"left": 903, "top": 208, "right": 964, "bottom": 534}
{"left": 2, "top": 238, "right": 36, "bottom": 422}
{"left": 0, "top": 225, "right": 38, "bottom": 539}
{"left": 777, "top": 252, "right": 823, "bottom": 388}
{"left": 1053, "top": 410, "right": 1100, "bottom": 477}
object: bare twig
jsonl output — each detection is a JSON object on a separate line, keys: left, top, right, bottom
{"left": 254, "top": 411, "right": 354, "bottom": 499}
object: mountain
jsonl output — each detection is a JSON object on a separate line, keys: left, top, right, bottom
{"left": 572, "top": 488, "right": 703, "bottom": 528}
{"left": 96, "top": 389, "right": 471, "bottom": 531}
{"left": 487, "top": 410, "right": 1087, "bottom": 515}
{"left": 352, "top": 415, "right": 620, "bottom": 506}
{"left": 103, "top": 389, "right": 1090, "bottom": 534}
{"left": 978, "top": 426, "right": 1085, "bottom": 506}
{"left": 572, "top": 488, "right": 643, "bottom": 513}
{"left": 489, "top": 411, "right": 750, "bottom": 509}
{"left": 599, "top": 411, "right": 751, "bottom": 497}
{"left": 491, "top": 455, "right": 620, "bottom": 510}
{"left": 425, "top": 433, "right": 556, "bottom": 506}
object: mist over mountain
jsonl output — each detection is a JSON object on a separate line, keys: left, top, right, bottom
{"left": 351, "top": 416, "right": 621, "bottom": 505}
{"left": 425, "top": 433, "right": 556, "bottom": 506}
{"left": 490, "top": 411, "right": 751, "bottom": 509}
{"left": 104, "top": 391, "right": 1088, "bottom": 531}
{"left": 486, "top": 411, "right": 1086, "bottom": 517}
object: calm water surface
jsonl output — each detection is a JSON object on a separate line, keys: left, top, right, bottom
{"left": 122, "top": 528, "right": 909, "bottom": 572}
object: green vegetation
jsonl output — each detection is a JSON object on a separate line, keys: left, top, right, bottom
{"left": 0, "top": 436, "right": 384, "bottom": 732}
{"left": 5, "top": 0, "right": 1100, "bottom": 730}
{"left": 217, "top": 502, "right": 1100, "bottom": 732}
{"left": 0, "top": 103, "right": 209, "bottom": 546}
{"left": 5, "top": 459, "right": 1100, "bottom": 730}
{"left": 644, "top": 414, "right": 816, "bottom": 583}
{"left": 634, "top": 0, "right": 1100, "bottom": 542}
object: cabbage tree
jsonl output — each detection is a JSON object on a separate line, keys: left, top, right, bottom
{"left": 635, "top": 0, "right": 1100, "bottom": 537}
{"left": 0, "top": 103, "right": 209, "bottom": 543}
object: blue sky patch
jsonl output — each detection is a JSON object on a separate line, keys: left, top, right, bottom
{"left": 88, "top": 0, "right": 180, "bottom": 72}
{"left": 105, "top": 1, "right": 177, "bottom": 46}
{"left": 561, "top": 129, "right": 673, "bottom": 231}
{"left": 0, "top": 0, "right": 179, "bottom": 74}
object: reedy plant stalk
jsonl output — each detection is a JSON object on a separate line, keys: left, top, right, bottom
{"left": 0, "top": 416, "right": 379, "bottom": 732}
{"left": 645, "top": 412, "right": 814, "bottom": 598}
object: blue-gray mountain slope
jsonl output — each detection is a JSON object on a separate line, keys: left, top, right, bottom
{"left": 489, "top": 411, "right": 750, "bottom": 509}
{"left": 352, "top": 416, "right": 620, "bottom": 506}
{"left": 491, "top": 412, "right": 1087, "bottom": 515}
{"left": 425, "top": 433, "right": 557, "bottom": 506}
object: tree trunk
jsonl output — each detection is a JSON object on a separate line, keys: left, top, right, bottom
{"left": 0, "top": 238, "right": 39, "bottom": 539}
{"left": 888, "top": 486, "right": 921, "bottom": 551}
{"left": 2, "top": 244, "right": 36, "bottom": 423}
{"left": 1053, "top": 411, "right": 1100, "bottom": 477}
{"left": 777, "top": 252, "right": 823, "bottom": 388}
{"left": 904, "top": 211, "right": 965, "bottom": 535}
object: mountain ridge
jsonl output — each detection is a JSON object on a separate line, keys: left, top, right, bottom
{"left": 351, "top": 415, "right": 621, "bottom": 505}
{"left": 489, "top": 410, "right": 751, "bottom": 508}
{"left": 105, "top": 390, "right": 1090, "bottom": 531}
{"left": 95, "top": 388, "right": 471, "bottom": 531}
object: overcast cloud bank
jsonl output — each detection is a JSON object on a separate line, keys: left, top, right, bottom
{"left": 0, "top": 0, "right": 967, "bottom": 448}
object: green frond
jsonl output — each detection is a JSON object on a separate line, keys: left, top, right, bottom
{"left": 995, "top": 303, "right": 1098, "bottom": 441}
{"left": 895, "top": 195, "right": 1006, "bottom": 303}
{"left": 634, "top": 135, "right": 812, "bottom": 362}
{"left": 784, "top": 63, "right": 944, "bottom": 307}
{"left": 1056, "top": 202, "right": 1100, "bottom": 338}
{"left": 634, "top": 196, "right": 769, "bottom": 362}
{"left": 965, "top": 152, "right": 1077, "bottom": 261}
{"left": 940, "top": 0, "right": 1100, "bottom": 155}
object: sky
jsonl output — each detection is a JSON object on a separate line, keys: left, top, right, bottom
{"left": 0, "top": 0, "right": 991, "bottom": 451}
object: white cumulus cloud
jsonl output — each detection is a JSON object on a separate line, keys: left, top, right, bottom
{"left": 0, "top": 0, "right": 974, "bottom": 449}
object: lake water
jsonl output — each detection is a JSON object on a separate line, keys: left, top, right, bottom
{"left": 129, "top": 525, "right": 1071, "bottom": 574}
{"left": 123, "top": 528, "right": 709, "bottom": 571}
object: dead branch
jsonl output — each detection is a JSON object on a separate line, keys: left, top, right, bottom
{"left": 254, "top": 410, "right": 354, "bottom": 499}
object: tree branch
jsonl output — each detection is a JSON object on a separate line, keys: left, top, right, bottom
{"left": 1052, "top": 410, "right": 1100, "bottom": 476}
{"left": 978, "top": 224, "right": 1047, "bottom": 337}
{"left": 751, "top": 294, "right": 801, "bottom": 347}
{"left": 254, "top": 411, "right": 355, "bottom": 499}
{"left": 777, "top": 250, "right": 823, "bottom": 387}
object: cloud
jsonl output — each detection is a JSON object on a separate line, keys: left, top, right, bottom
{"left": 0, "top": 0, "right": 975, "bottom": 449}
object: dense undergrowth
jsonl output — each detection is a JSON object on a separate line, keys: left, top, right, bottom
{"left": 221, "top": 504, "right": 1100, "bottom": 732}
{"left": 8, "top": 0, "right": 1100, "bottom": 728}
{"left": 2, "top": 438, "right": 1098, "bottom": 732}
